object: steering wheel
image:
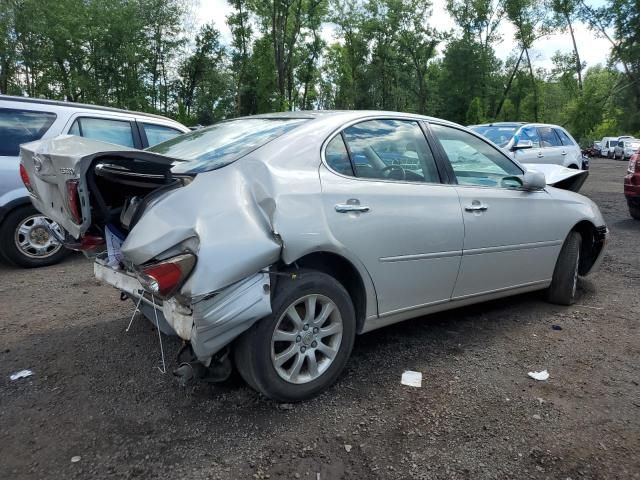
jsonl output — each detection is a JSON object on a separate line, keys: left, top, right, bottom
{"left": 380, "top": 164, "right": 406, "bottom": 181}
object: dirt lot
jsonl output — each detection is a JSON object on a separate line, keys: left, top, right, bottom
{"left": 1, "top": 158, "right": 639, "bottom": 480}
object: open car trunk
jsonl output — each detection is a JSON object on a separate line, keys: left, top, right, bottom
{"left": 20, "top": 136, "right": 192, "bottom": 242}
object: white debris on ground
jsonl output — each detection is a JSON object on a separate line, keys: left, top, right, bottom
{"left": 71, "top": 456, "right": 81, "bottom": 463}
{"left": 528, "top": 370, "right": 550, "bottom": 381}
{"left": 9, "top": 369, "right": 33, "bottom": 381}
{"left": 401, "top": 371, "right": 422, "bottom": 387}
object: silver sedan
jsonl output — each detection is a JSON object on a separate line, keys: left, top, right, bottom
{"left": 21, "top": 111, "right": 607, "bottom": 402}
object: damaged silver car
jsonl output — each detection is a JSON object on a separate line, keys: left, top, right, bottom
{"left": 20, "top": 111, "right": 607, "bottom": 401}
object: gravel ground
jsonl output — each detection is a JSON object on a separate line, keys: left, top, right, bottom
{"left": 1, "top": 158, "right": 638, "bottom": 480}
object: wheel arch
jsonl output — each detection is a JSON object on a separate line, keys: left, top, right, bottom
{"left": 0, "top": 196, "right": 32, "bottom": 226}
{"left": 571, "top": 220, "right": 606, "bottom": 276}
{"left": 284, "top": 251, "right": 373, "bottom": 333}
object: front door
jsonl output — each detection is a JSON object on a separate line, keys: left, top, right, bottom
{"left": 319, "top": 118, "right": 464, "bottom": 316}
{"left": 429, "top": 123, "right": 567, "bottom": 299}
{"left": 512, "top": 125, "right": 543, "bottom": 165}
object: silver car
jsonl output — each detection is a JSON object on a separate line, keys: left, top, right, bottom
{"left": 0, "top": 95, "right": 189, "bottom": 267}
{"left": 613, "top": 138, "right": 640, "bottom": 160}
{"left": 470, "top": 122, "right": 585, "bottom": 170}
{"left": 21, "top": 111, "right": 607, "bottom": 401}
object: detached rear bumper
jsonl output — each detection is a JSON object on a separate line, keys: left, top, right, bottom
{"left": 94, "top": 260, "right": 272, "bottom": 362}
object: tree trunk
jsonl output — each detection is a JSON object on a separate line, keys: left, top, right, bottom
{"left": 565, "top": 13, "right": 582, "bottom": 92}
{"left": 524, "top": 47, "right": 539, "bottom": 121}
{"left": 495, "top": 48, "right": 523, "bottom": 118}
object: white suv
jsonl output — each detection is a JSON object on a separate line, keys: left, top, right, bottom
{"left": 0, "top": 95, "right": 189, "bottom": 267}
{"left": 470, "top": 122, "right": 585, "bottom": 170}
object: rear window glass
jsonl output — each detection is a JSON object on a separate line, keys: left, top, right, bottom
{"left": 147, "top": 118, "right": 308, "bottom": 173}
{"left": 555, "top": 129, "right": 575, "bottom": 147}
{"left": 0, "top": 108, "right": 56, "bottom": 156}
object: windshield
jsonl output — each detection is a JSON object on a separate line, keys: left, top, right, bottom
{"left": 147, "top": 117, "right": 308, "bottom": 173}
{"left": 470, "top": 125, "right": 518, "bottom": 147}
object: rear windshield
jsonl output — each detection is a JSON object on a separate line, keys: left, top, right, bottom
{"left": 469, "top": 125, "right": 518, "bottom": 147}
{"left": 0, "top": 108, "right": 57, "bottom": 156}
{"left": 147, "top": 117, "right": 308, "bottom": 173}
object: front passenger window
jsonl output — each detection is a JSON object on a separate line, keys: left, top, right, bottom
{"left": 431, "top": 124, "right": 522, "bottom": 188}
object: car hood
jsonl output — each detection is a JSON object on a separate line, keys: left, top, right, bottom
{"left": 525, "top": 163, "right": 588, "bottom": 192}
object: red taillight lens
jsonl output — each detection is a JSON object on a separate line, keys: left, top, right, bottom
{"left": 66, "top": 180, "right": 82, "bottom": 224}
{"left": 137, "top": 253, "right": 196, "bottom": 298}
{"left": 20, "top": 164, "right": 34, "bottom": 193}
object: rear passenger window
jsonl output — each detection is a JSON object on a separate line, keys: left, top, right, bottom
{"left": 555, "top": 129, "right": 575, "bottom": 146}
{"left": 69, "top": 117, "right": 135, "bottom": 147}
{"left": 338, "top": 119, "right": 440, "bottom": 183}
{"left": 143, "top": 123, "right": 182, "bottom": 147}
{"left": 325, "top": 135, "right": 354, "bottom": 176}
{"left": 538, "top": 127, "right": 562, "bottom": 147}
{"left": 0, "top": 108, "right": 56, "bottom": 156}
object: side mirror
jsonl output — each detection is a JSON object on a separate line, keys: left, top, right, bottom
{"left": 512, "top": 139, "right": 533, "bottom": 150}
{"left": 521, "top": 170, "right": 546, "bottom": 191}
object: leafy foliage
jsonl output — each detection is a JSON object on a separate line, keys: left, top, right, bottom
{"left": 0, "top": 0, "right": 638, "bottom": 141}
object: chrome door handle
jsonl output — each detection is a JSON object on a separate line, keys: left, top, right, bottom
{"left": 561, "top": 151, "right": 567, "bottom": 155}
{"left": 335, "top": 204, "right": 370, "bottom": 213}
{"left": 537, "top": 153, "right": 544, "bottom": 158}
{"left": 465, "top": 204, "right": 488, "bottom": 212}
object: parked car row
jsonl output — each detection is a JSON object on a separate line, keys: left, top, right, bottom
{"left": 598, "top": 135, "right": 638, "bottom": 159}
{"left": 469, "top": 122, "right": 587, "bottom": 170}
{"left": 0, "top": 95, "right": 189, "bottom": 267}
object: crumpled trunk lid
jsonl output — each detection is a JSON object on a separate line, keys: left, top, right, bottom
{"left": 20, "top": 135, "right": 178, "bottom": 238}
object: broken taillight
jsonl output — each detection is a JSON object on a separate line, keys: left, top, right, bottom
{"left": 20, "top": 164, "right": 34, "bottom": 193}
{"left": 137, "top": 253, "right": 196, "bottom": 298}
{"left": 66, "top": 180, "right": 82, "bottom": 224}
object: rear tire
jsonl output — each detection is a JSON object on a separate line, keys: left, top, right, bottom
{"left": 629, "top": 205, "right": 640, "bottom": 220}
{"left": 234, "top": 270, "right": 356, "bottom": 402}
{"left": 0, "top": 205, "right": 69, "bottom": 268}
{"left": 547, "top": 231, "right": 582, "bottom": 306}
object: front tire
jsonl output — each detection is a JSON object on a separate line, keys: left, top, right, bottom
{"left": 0, "top": 205, "right": 69, "bottom": 268}
{"left": 547, "top": 231, "right": 582, "bottom": 305}
{"left": 629, "top": 205, "right": 640, "bottom": 220}
{"left": 234, "top": 270, "right": 356, "bottom": 402}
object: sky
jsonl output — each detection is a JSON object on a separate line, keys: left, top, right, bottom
{"left": 194, "top": 0, "right": 612, "bottom": 73}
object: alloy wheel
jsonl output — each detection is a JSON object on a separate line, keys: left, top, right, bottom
{"left": 270, "top": 294, "right": 343, "bottom": 385}
{"left": 14, "top": 214, "right": 63, "bottom": 259}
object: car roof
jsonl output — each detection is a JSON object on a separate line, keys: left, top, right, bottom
{"left": 234, "top": 110, "right": 463, "bottom": 128}
{"left": 469, "top": 122, "right": 525, "bottom": 128}
{"left": 0, "top": 94, "right": 177, "bottom": 122}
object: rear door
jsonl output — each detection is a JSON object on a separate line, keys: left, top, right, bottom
{"left": 554, "top": 127, "right": 581, "bottom": 168}
{"left": 537, "top": 126, "right": 565, "bottom": 166}
{"left": 429, "top": 123, "right": 566, "bottom": 299}
{"left": 319, "top": 118, "right": 464, "bottom": 315}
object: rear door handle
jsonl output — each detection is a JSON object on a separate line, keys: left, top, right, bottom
{"left": 537, "top": 152, "right": 544, "bottom": 158}
{"left": 465, "top": 204, "right": 488, "bottom": 212}
{"left": 335, "top": 204, "right": 370, "bottom": 213}
{"left": 561, "top": 151, "right": 567, "bottom": 155}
